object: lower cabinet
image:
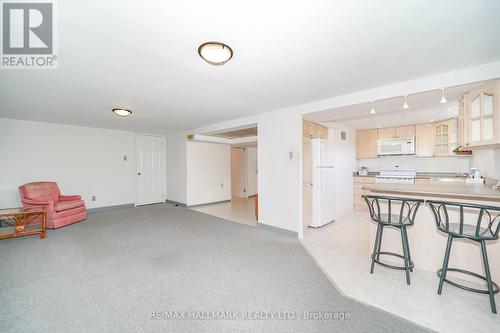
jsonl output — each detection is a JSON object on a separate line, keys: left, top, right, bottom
{"left": 353, "top": 176, "right": 375, "bottom": 211}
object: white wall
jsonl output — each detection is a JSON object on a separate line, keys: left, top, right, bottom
{"left": 186, "top": 141, "right": 231, "bottom": 206}
{"left": 258, "top": 111, "right": 302, "bottom": 235}
{"left": 328, "top": 123, "right": 356, "bottom": 219}
{"left": 166, "top": 131, "right": 187, "bottom": 204}
{"left": 471, "top": 148, "right": 500, "bottom": 180}
{"left": 0, "top": 118, "right": 136, "bottom": 209}
{"left": 357, "top": 156, "right": 471, "bottom": 173}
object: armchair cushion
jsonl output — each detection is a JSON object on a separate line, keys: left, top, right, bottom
{"left": 20, "top": 182, "right": 60, "bottom": 202}
{"left": 59, "top": 195, "right": 81, "bottom": 201}
{"left": 54, "top": 200, "right": 85, "bottom": 212}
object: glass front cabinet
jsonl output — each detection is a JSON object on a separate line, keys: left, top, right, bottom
{"left": 433, "top": 119, "right": 457, "bottom": 156}
{"left": 462, "top": 81, "right": 500, "bottom": 148}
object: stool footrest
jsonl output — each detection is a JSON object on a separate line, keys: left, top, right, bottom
{"left": 372, "top": 251, "right": 414, "bottom": 271}
{"left": 437, "top": 268, "right": 500, "bottom": 294}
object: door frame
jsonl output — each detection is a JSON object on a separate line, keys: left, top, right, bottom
{"left": 135, "top": 133, "right": 166, "bottom": 207}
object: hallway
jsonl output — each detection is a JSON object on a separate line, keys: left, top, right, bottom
{"left": 190, "top": 197, "right": 257, "bottom": 226}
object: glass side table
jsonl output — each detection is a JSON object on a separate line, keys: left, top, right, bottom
{"left": 0, "top": 207, "right": 46, "bottom": 240}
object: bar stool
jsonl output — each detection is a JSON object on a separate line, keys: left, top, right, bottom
{"left": 363, "top": 195, "right": 424, "bottom": 285}
{"left": 428, "top": 200, "right": 500, "bottom": 314}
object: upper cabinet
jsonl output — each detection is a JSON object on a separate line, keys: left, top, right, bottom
{"left": 415, "top": 124, "right": 433, "bottom": 157}
{"left": 377, "top": 126, "right": 415, "bottom": 139}
{"left": 395, "top": 125, "right": 415, "bottom": 138}
{"left": 303, "top": 120, "right": 328, "bottom": 139}
{"left": 377, "top": 127, "right": 396, "bottom": 139}
{"left": 462, "top": 81, "right": 500, "bottom": 148}
{"left": 356, "top": 129, "right": 378, "bottom": 159}
{"left": 433, "top": 119, "right": 457, "bottom": 156}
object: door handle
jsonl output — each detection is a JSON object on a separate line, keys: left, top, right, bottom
{"left": 137, "top": 172, "right": 141, "bottom": 175}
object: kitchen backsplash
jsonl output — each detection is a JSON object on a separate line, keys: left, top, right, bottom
{"left": 357, "top": 155, "right": 471, "bottom": 173}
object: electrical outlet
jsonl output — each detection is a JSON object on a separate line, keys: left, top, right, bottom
{"left": 221, "top": 184, "right": 224, "bottom": 188}
{"left": 91, "top": 195, "right": 96, "bottom": 201}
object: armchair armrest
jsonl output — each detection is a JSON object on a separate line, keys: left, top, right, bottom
{"left": 22, "top": 198, "right": 53, "bottom": 206}
{"left": 59, "top": 195, "right": 81, "bottom": 201}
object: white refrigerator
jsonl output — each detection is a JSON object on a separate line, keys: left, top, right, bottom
{"left": 309, "top": 138, "right": 336, "bottom": 228}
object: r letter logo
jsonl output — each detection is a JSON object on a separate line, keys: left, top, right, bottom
{"left": 1, "top": 1, "right": 57, "bottom": 69}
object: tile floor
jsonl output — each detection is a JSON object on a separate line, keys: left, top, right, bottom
{"left": 190, "top": 197, "right": 257, "bottom": 226}
{"left": 301, "top": 211, "right": 500, "bottom": 333}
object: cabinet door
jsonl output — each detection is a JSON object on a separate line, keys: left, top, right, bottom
{"left": 482, "top": 93, "right": 494, "bottom": 141}
{"left": 470, "top": 95, "right": 481, "bottom": 143}
{"left": 319, "top": 127, "right": 329, "bottom": 139}
{"left": 356, "top": 129, "right": 378, "bottom": 159}
{"left": 377, "top": 127, "right": 396, "bottom": 139}
{"left": 303, "top": 121, "right": 311, "bottom": 138}
{"left": 395, "top": 125, "right": 415, "bottom": 138}
{"left": 415, "top": 124, "right": 433, "bottom": 156}
{"left": 458, "top": 99, "right": 466, "bottom": 147}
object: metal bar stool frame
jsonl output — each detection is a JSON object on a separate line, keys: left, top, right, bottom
{"left": 363, "top": 195, "right": 424, "bottom": 285}
{"left": 428, "top": 200, "right": 500, "bottom": 314}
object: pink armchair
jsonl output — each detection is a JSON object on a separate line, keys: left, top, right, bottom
{"left": 19, "top": 182, "right": 87, "bottom": 229}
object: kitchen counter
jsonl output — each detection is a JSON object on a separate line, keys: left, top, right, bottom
{"left": 363, "top": 182, "right": 500, "bottom": 202}
{"left": 353, "top": 172, "right": 468, "bottom": 179}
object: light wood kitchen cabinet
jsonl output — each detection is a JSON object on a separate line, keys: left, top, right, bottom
{"left": 353, "top": 176, "right": 375, "bottom": 211}
{"left": 462, "top": 81, "right": 500, "bottom": 148}
{"left": 433, "top": 119, "right": 457, "bottom": 156}
{"left": 303, "top": 120, "right": 328, "bottom": 139}
{"left": 457, "top": 99, "right": 468, "bottom": 147}
{"left": 377, "top": 125, "right": 415, "bottom": 139}
{"left": 377, "top": 127, "right": 396, "bottom": 139}
{"left": 415, "top": 124, "right": 433, "bottom": 157}
{"left": 356, "top": 129, "right": 378, "bottom": 158}
{"left": 395, "top": 125, "right": 415, "bottom": 138}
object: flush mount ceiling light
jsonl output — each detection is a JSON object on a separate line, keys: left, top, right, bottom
{"left": 112, "top": 108, "right": 132, "bottom": 117}
{"left": 370, "top": 101, "right": 376, "bottom": 114}
{"left": 440, "top": 88, "right": 447, "bottom": 104}
{"left": 198, "top": 42, "right": 233, "bottom": 66}
{"left": 403, "top": 95, "right": 409, "bottom": 109}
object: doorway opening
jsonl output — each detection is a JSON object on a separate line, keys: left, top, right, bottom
{"left": 190, "top": 126, "right": 258, "bottom": 226}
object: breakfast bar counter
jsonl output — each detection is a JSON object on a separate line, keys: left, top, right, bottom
{"left": 362, "top": 182, "right": 500, "bottom": 285}
{"left": 363, "top": 182, "right": 500, "bottom": 202}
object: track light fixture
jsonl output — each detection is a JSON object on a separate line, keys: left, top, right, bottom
{"left": 440, "top": 88, "right": 447, "bottom": 104}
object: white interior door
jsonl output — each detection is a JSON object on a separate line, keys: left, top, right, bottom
{"left": 231, "top": 147, "right": 246, "bottom": 198}
{"left": 245, "top": 147, "right": 258, "bottom": 197}
{"left": 136, "top": 134, "right": 165, "bottom": 206}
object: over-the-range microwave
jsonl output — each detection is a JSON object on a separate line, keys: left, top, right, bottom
{"left": 378, "top": 137, "right": 415, "bottom": 156}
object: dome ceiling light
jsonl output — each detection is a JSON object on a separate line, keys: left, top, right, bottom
{"left": 112, "top": 108, "right": 132, "bottom": 117}
{"left": 198, "top": 42, "right": 233, "bottom": 66}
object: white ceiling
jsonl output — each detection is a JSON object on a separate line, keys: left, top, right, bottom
{"left": 1, "top": 0, "right": 500, "bottom": 133}
{"left": 305, "top": 81, "right": 490, "bottom": 129}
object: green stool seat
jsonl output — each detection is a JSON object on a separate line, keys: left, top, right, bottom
{"left": 428, "top": 200, "right": 500, "bottom": 314}
{"left": 363, "top": 195, "right": 423, "bottom": 285}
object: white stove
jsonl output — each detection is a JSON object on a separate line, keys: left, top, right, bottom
{"left": 375, "top": 170, "right": 416, "bottom": 184}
